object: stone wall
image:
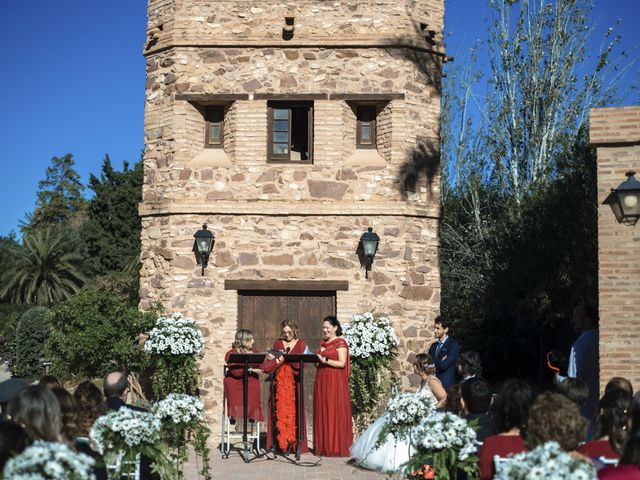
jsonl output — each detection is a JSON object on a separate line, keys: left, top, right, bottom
{"left": 141, "top": 0, "right": 444, "bottom": 438}
{"left": 590, "top": 106, "right": 640, "bottom": 392}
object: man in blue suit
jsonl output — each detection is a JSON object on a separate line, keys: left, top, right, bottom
{"left": 428, "top": 316, "right": 460, "bottom": 390}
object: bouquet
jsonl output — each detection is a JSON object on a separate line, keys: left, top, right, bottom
{"left": 407, "top": 411, "right": 479, "bottom": 480}
{"left": 3, "top": 440, "right": 95, "bottom": 480}
{"left": 343, "top": 312, "right": 399, "bottom": 359}
{"left": 144, "top": 312, "right": 204, "bottom": 356}
{"left": 90, "top": 408, "right": 161, "bottom": 455}
{"left": 494, "top": 441, "right": 596, "bottom": 480}
{"left": 153, "top": 393, "right": 205, "bottom": 424}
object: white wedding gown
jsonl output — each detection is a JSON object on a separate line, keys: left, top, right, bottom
{"left": 350, "top": 384, "right": 435, "bottom": 473}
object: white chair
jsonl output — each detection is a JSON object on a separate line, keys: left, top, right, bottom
{"left": 220, "top": 383, "right": 261, "bottom": 458}
{"left": 105, "top": 451, "right": 141, "bottom": 480}
{"left": 494, "top": 455, "right": 516, "bottom": 476}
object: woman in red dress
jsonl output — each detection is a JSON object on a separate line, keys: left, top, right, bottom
{"left": 224, "top": 329, "right": 264, "bottom": 422}
{"left": 266, "top": 320, "right": 310, "bottom": 454}
{"left": 313, "top": 315, "right": 352, "bottom": 457}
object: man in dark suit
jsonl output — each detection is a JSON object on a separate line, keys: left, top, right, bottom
{"left": 428, "top": 316, "right": 460, "bottom": 390}
{"left": 103, "top": 371, "right": 157, "bottom": 480}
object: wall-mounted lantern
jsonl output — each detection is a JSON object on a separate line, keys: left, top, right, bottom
{"left": 360, "top": 227, "right": 380, "bottom": 279}
{"left": 193, "top": 224, "right": 215, "bottom": 275}
{"left": 604, "top": 171, "right": 640, "bottom": 226}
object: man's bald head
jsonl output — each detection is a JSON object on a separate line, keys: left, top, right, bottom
{"left": 103, "top": 371, "right": 129, "bottom": 400}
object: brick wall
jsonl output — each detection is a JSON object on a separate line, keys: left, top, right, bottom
{"left": 590, "top": 106, "right": 640, "bottom": 392}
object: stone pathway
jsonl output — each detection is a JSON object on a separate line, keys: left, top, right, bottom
{"left": 184, "top": 447, "right": 391, "bottom": 480}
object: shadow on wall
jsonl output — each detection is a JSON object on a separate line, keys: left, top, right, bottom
{"left": 395, "top": 139, "right": 440, "bottom": 199}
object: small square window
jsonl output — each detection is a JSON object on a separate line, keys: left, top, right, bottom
{"left": 268, "top": 101, "right": 313, "bottom": 163}
{"left": 205, "top": 105, "right": 224, "bottom": 148}
{"left": 356, "top": 105, "right": 377, "bottom": 149}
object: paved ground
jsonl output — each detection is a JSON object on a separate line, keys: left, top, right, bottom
{"left": 184, "top": 446, "right": 392, "bottom": 480}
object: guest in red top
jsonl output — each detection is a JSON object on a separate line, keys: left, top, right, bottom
{"left": 599, "top": 432, "right": 640, "bottom": 479}
{"left": 579, "top": 388, "right": 631, "bottom": 461}
{"left": 313, "top": 315, "right": 352, "bottom": 457}
{"left": 479, "top": 379, "right": 533, "bottom": 480}
{"left": 266, "top": 319, "right": 310, "bottom": 454}
{"left": 224, "top": 329, "right": 264, "bottom": 422}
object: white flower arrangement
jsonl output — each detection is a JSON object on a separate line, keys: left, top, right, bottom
{"left": 153, "top": 393, "right": 205, "bottom": 425}
{"left": 386, "top": 391, "right": 437, "bottom": 433}
{"left": 90, "top": 408, "right": 161, "bottom": 455}
{"left": 343, "top": 312, "right": 399, "bottom": 359}
{"left": 410, "top": 411, "right": 479, "bottom": 462}
{"left": 3, "top": 440, "right": 96, "bottom": 480}
{"left": 144, "top": 312, "right": 204, "bottom": 356}
{"left": 493, "top": 441, "right": 596, "bottom": 480}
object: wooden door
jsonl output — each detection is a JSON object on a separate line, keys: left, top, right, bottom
{"left": 237, "top": 290, "right": 336, "bottom": 437}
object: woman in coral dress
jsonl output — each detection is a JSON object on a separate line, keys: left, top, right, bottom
{"left": 313, "top": 315, "right": 353, "bottom": 457}
{"left": 266, "top": 320, "right": 310, "bottom": 454}
{"left": 224, "top": 329, "right": 264, "bottom": 422}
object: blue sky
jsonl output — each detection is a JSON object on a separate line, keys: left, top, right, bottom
{"left": 0, "top": 1, "right": 638, "bottom": 238}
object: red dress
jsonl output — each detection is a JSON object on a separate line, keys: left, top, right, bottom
{"left": 265, "top": 339, "right": 310, "bottom": 453}
{"left": 224, "top": 348, "right": 264, "bottom": 421}
{"left": 599, "top": 465, "right": 640, "bottom": 479}
{"left": 479, "top": 434, "right": 527, "bottom": 480}
{"left": 578, "top": 439, "right": 620, "bottom": 460}
{"left": 313, "top": 337, "right": 353, "bottom": 457}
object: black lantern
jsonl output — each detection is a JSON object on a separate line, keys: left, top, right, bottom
{"left": 360, "top": 227, "right": 380, "bottom": 279}
{"left": 193, "top": 224, "right": 215, "bottom": 275}
{"left": 604, "top": 171, "right": 640, "bottom": 226}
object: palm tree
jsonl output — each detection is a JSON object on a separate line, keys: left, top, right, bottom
{"left": 0, "top": 227, "right": 87, "bottom": 305}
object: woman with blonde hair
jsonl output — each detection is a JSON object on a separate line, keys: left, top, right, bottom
{"left": 350, "top": 352, "right": 444, "bottom": 472}
{"left": 224, "top": 329, "right": 264, "bottom": 422}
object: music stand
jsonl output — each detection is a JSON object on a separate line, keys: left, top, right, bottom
{"left": 268, "top": 353, "right": 321, "bottom": 462}
{"left": 225, "top": 352, "right": 267, "bottom": 462}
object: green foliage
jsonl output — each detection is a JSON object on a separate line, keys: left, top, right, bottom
{"left": 26, "top": 154, "right": 86, "bottom": 232}
{"left": 45, "top": 286, "right": 156, "bottom": 379}
{"left": 159, "top": 413, "right": 211, "bottom": 480}
{"left": 0, "top": 303, "right": 29, "bottom": 366}
{"left": 0, "top": 227, "right": 87, "bottom": 306}
{"left": 13, "top": 307, "right": 50, "bottom": 380}
{"left": 152, "top": 355, "right": 200, "bottom": 400}
{"left": 82, "top": 156, "right": 143, "bottom": 278}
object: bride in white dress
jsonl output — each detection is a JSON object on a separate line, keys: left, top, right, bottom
{"left": 350, "top": 353, "right": 447, "bottom": 473}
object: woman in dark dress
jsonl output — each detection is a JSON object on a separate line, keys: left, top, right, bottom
{"left": 313, "top": 315, "right": 352, "bottom": 457}
{"left": 266, "top": 320, "right": 310, "bottom": 454}
{"left": 224, "top": 329, "right": 264, "bottom": 422}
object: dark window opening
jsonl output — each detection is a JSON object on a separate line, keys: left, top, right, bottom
{"left": 205, "top": 105, "right": 224, "bottom": 147}
{"left": 356, "top": 105, "right": 377, "bottom": 148}
{"left": 268, "top": 102, "right": 313, "bottom": 163}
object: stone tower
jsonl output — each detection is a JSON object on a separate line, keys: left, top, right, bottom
{"left": 140, "top": 0, "right": 445, "bottom": 435}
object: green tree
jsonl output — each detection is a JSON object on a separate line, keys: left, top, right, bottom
{"left": 45, "top": 284, "right": 156, "bottom": 379}
{"left": 13, "top": 306, "right": 50, "bottom": 380}
{"left": 439, "top": 0, "right": 632, "bottom": 381}
{"left": 81, "top": 156, "right": 143, "bottom": 279}
{"left": 0, "top": 227, "right": 87, "bottom": 305}
{"left": 26, "top": 153, "right": 86, "bottom": 232}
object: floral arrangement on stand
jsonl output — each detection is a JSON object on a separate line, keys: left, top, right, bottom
{"left": 493, "top": 441, "right": 596, "bottom": 480}
{"left": 153, "top": 394, "right": 212, "bottom": 480}
{"left": 2, "top": 440, "right": 96, "bottom": 479}
{"left": 144, "top": 312, "right": 205, "bottom": 398}
{"left": 406, "top": 411, "right": 479, "bottom": 480}
{"left": 343, "top": 311, "right": 399, "bottom": 431}
{"left": 90, "top": 407, "right": 174, "bottom": 478}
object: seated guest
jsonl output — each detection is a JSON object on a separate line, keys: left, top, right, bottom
{"left": 38, "top": 375, "right": 63, "bottom": 389}
{"left": 0, "top": 420, "right": 29, "bottom": 470}
{"left": 556, "top": 376, "right": 590, "bottom": 413}
{"left": 103, "top": 370, "right": 144, "bottom": 412}
{"left": 74, "top": 381, "right": 107, "bottom": 437}
{"left": 6, "top": 385, "right": 64, "bottom": 442}
{"left": 479, "top": 379, "right": 533, "bottom": 480}
{"left": 457, "top": 351, "right": 483, "bottom": 383}
{"left": 527, "top": 392, "right": 588, "bottom": 456}
{"left": 461, "top": 377, "right": 495, "bottom": 443}
{"left": 605, "top": 377, "right": 633, "bottom": 396}
{"left": 579, "top": 388, "right": 631, "bottom": 461}
{"left": 51, "top": 387, "right": 80, "bottom": 445}
{"left": 599, "top": 391, "right": 640, "bottom": 478}
{"left": 444, "top": 383, "right": 464, "bottom": 415}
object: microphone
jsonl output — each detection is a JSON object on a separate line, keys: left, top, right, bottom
{"left": 285, "top": 347, "right": 291, "bottom": 354}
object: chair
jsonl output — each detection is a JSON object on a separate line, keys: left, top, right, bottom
{"left": 220, "top": 365, "right": 261, "bottom": 458}
{"left": 105, "top": 451, "right": 141, "bottom": 480}
{"left": 494, "top": 455, "right": 516, "bottom": 476}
